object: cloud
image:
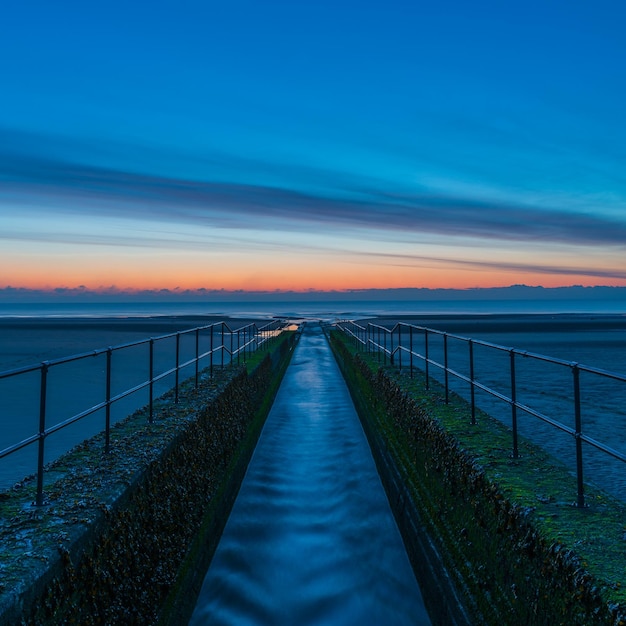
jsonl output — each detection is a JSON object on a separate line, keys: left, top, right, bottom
{"left": 368, "top": 250, "right": 626, "bottom": 281}
{"left": 2, "top": 135, "right": 626, "bottom": 250}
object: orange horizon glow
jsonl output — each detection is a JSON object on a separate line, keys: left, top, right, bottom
{"left": 4, "top": 237, "right": 626, "bottom": 294}
{"left": 5, "top": 270, "right": 626, "bottom": 294}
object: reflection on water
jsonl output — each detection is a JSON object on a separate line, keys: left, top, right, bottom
{"left": 189, "top": 324, "right": 430, "bottom": 626}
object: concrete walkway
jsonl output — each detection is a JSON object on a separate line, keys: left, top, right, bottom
{"left": 189, "top": 323, "right": 430, "bottom": 625}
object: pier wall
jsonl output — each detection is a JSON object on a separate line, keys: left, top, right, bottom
{"left": 329, "top": 330, "right": 624, "bottom": 625}
{"left": 0, "top": 332, "right": 296, "bottom": 625}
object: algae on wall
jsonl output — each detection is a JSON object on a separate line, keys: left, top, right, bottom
{"left": 329, "top": 329, "right": 625, "bottom": 626}
{"left": 1, "top": 332, "right": 296, "bottom": 626}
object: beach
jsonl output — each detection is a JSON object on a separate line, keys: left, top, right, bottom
{"left": 0, "top": 315, "right": 275, "bottom": 490}
{"left": 357, "top": 312, "right": 626, "bottom": 502}
{"left": 1, "top": 312, "right": 626, "bottom": 498}
{"left": 0, "top": 316, "right": 258, "bottom": 372}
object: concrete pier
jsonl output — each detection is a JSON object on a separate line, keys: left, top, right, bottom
{"left": 189, "top": 323, "right": 430, "bottom": 625}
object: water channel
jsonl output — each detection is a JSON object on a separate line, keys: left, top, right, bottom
{"left": 188, "top": 323, "right": 431, "bottom": 625}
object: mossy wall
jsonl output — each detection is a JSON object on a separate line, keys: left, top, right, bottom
{"left": 1, "top": 333, "right": 295, "bottom": 626}
{"left": 329, "top": 330, "right": 624, "bottom": 626}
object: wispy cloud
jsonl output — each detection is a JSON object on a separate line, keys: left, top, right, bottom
{"left": 3, "top": 145, "right": 626, "bottom": 250}
{"left": 368, "top": 250, "right": 626, "bottom": 281}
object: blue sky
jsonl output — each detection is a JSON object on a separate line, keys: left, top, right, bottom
{"left": 1, "top": 1, "right": 625, "bottom": 295}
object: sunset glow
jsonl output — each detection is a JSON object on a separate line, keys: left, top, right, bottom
{"left": 1, "top": 1, "right": 625, "bottom": 301}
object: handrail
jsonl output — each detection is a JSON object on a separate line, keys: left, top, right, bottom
{"left": 0, "top": 318, "right": 290, "bottom": 504}
{"left": 335, "top": 319, "right": 626, "bottom": 508}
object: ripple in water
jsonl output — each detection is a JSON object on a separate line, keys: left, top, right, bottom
{"left": 188, "top": 323, "right": 430, "bottom": 625}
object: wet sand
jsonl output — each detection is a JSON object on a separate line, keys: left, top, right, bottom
{"left": 0, "top": 316, "right": 265, "bottom": 372}
{"left": 0, "top": 315, "right": 275, "bottom": 490}
{"left": 2, "top": 313, "right": 625, "bottom": 372}
{"left": 2, "top": 312, "right": 625, "bottom": 493}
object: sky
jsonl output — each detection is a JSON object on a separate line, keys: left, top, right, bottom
{"left": 1, "top": 0, "right": 626, "bottom": 298}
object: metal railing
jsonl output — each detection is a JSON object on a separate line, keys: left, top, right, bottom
{"left": 0, "top": 319, "right": 289, "bottom": 505}
{"left": 336, "top": 320, "right": 626, "bottom": 508}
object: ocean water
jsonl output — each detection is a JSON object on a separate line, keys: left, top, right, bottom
{"left": 1, "top": 296, "right": 626, "bottom": 320}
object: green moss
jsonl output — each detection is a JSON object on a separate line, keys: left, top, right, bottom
{"left": 0, "top": 333, "right": 297, "bottom": 626}
{"left": 330, "top": 330, "right": 626, "bottom": 625}
{"left": 158, "top": 331, "right": 298, "bottom": 624}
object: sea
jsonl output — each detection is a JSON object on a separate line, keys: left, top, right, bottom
{"left": 1, "top": 296, "right": 626, "bottom": 320}
{"left": 1, "top": 299, "right": 626, "bottom": 502}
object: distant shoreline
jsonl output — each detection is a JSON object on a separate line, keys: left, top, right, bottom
{"left": 0, "top": 315, "right": 267, "bottom": 333}
{"left": 1, "top": 291, "right": 626, "bottom": 322}
{"left": 1, "top": 311, "right": 625, "bottom": 334}
{"left": 358, "top": 312, "right": 626, "bottom": 334}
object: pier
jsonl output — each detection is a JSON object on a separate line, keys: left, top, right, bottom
{"left": 1, "top": 317, "right": 625, "bottom": 624}
{"left": 188, "top": 323, "right": 430, "bottom": 625}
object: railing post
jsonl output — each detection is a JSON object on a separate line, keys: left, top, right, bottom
{"left": 424, "top": 329, "right": 430, "bottom": 391}
{"left": 398, "top": 325, "right": 402, "bottom": 370}
{"left": 36, "top": 362, "right": 49, "bottom": 506}
{"left": 573, "top": 364, "right": 585, "bottom": 508}
{"left": 409, "top": 325, "right": 414, "bottom": 379}
{"left": 469, "top": 339, "right": 476, "bottom": 425}
{"left": 149, "top": 338, "right": 154, "bottom": 424}
{"left": 105, "top": 348, "right": 112, "bottom": 453}
{"left": 221, "top": 323, "right": 225, "bottom": 368}
{"left": 443, "top": 333, "right": 449, "bottom": 403}
{"left": 195, "top": 329, "right": 200, "bottom": 388}
{"left": 235, "top": 329, "right": 239, "bottom": 366}
{"left": 383, "top": 328, "right": 387, "bottom": 365}
{"left": 210, "top": 325, "right": 214, "bottom": 377}
{"left": 510, "top": 349, "right": 518, "bottom": 459}
{"left": 175, "top": 333, "right": 180, "bottom": 404}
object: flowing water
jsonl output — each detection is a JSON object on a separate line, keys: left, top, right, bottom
{"left": 188, "top": 323, "right": 430, "bottom": 625}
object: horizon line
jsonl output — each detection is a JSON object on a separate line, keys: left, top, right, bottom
{"left": 2, "top": 284, "right": 626, "bottom": 303}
